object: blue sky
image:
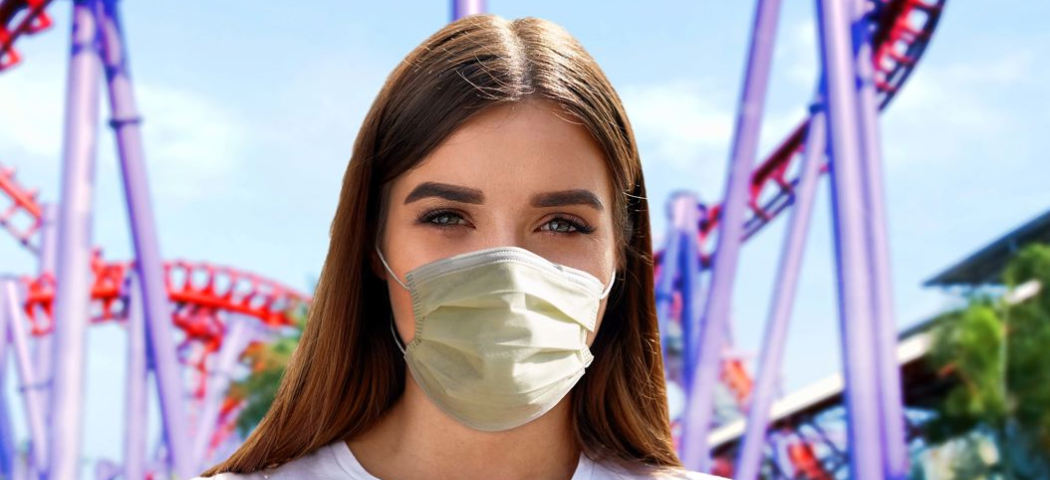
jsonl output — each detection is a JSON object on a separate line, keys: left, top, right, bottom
{"left": 1, "top": 0, "right": 1047, "bottom": 473}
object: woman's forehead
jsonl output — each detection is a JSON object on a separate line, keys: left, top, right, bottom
{"left": 395, "top": 101, "right": 614, "bottom": 202}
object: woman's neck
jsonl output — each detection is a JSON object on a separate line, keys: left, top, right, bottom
{"left": 346, "top": 374, "right": 580, "bottom": 480}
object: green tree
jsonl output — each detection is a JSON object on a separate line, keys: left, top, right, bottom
{"left": 925, "top": 243, "right": 1050, "bottom": 479}
{"left": 227, "top": 303, "right": 308, "bottom": 437}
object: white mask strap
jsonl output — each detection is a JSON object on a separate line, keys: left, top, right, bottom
{"left": 390, "top": 314, "right": 406, "bottom": 354}
{"left": 375, "top": 246, "right": 409, "bottom": 290}
{"left": 599, "top": 271, "right": 616, "bottom": 300}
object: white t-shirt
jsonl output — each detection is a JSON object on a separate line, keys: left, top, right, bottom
{"left": 195, "top": 440, "right": 724, "bottom": 480}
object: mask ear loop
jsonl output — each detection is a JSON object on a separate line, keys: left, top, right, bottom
{"left": 599, "top": 270, "right": 616, "bottom": 300}
{"left": 375, "top": 246, "right": 409, "bottom": 290}
{"left": 390, "top": 313, "right": 406, "bottom": 355}
{"left": 376, "top": 245, "right": 409, "bottom": 354}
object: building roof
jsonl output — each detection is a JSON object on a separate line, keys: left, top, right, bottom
{"left": 707, "top": 330, "right": 935, "bottom": 451}
{"left": 924, "top": 207, "right": 1050, "bottom": 287}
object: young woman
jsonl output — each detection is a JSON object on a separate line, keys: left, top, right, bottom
{"left": 197, "top": 13, "right": 721, "bottom": 480}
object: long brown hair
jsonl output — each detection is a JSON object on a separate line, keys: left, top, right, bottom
{"left": 201, "top": 13, "right": 680, "bottom": 476}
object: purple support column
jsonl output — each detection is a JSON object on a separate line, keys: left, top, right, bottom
{"left": 48, "top": 0, "right": 104, "bottom": 477}
{"left": 124, "top": 273, "right": 147, "bottom": 480}
{"left": 3, "top": 279, "right": 48, "bottom": 473}
{"left": 193, "top": 317, "right": 252, "bottom": 468}
{"left": 451, "top": 0, "right": 485, "bottom": 21}
{"left": 32, "top": 204, "right": 57, "bottom": 430}
{"left": 772, "top": 432, "right": 794, "bottom": 476}
{"left": 0, "top": 294, "right": 13, "bottom": 479}
{"left": 680, "top": 0, "right": 784, "bottom": 470}
{"left": 0, "top": 398, "right": 11, "bottom": 479}
{"left": 94, "top": 458, "right": 121, "bottom": 480}
{"left": 96, "top": 0, "right": 194, "bottom": 477}
{"left": 655, "top": 202, "right": 684, "bottom": 368}
{"left": 675, "top": 195, "right": 703, "bottom": 391}
{"left": 815, "top": 0, "right": 886, "bottom": 477}
{"left": 735, "top": 102, "right": 826, "bottom": 480}
{"left": 851, "top": 0, "right": 908, "bottom": 476}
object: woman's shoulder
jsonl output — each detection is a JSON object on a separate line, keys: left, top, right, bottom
{"left": 192, "top": 442, "right": 727, "bottom": 480}
{"left": 586, "top": 456, "right": 727, "bottom": 480}
{"left": 191, "top": 441, "right": 356, "bottom": 480}
{"left": 190, "top": 473, "right": 252, "bottom": 480}
{"left": 594, "top": 465, "right": 727, "bottom": 480}
{"left": 190, "top": 471, "right": 263, "bottom": 480}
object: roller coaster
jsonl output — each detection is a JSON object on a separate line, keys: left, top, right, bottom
{"left": 0, "top": 0, "right": 946, "bottom": 478}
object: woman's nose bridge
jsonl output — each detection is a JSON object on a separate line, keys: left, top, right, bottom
{"left": 478, "top": 211, "right": 529, "bottom": 250}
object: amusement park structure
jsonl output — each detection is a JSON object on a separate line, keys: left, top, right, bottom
{"left": 0, "top": 0, "right": 946, "bottom": 478}
{"left": 706, "top": 206, "right": 1050, "bottom": 477}
{"left": 655, "top": 0, "right": 946, "bottom": 478}
{"left": 1, "top": 1, "right": 309, "bottom": 478}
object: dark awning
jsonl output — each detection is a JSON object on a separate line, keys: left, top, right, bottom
{"left": 924, "top": 207, "right": 1050, "bottom": 287}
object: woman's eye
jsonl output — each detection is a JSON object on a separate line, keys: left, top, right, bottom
{"left": 417, "top": 210, "right": 593, "bottom": 234}
{"left": 417, "top": 209, "right": 470, "bottom": 228}
{"left": 541, "top": 218, "right": 579, "bottom": 234}
{"left": 427, "top": 212, "right": 466, "bottom": 226}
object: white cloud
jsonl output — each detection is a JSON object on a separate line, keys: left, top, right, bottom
{"left": 254, "top": 54, "right": 387, "bottom": 161}
{"left": 0, "top": 56, "right": 250, "bottom": 204}
{"left": 937, "top": 49, "right": 1035, "bottom": 85}
{"left": 0, "top": 61, "right": 66, "bottom": 158}
{"left": 882, "top": 49, "right": 1042, "bottom": 171}
{"left": 107, "top": 83, "right": 250, "bottom": 203}
{"left": 621, "top": 79, "right": 735, "bottom": 171}
{"left": 781, "top": 19, "right": 818, "bottom": 87}
{"left": 621, "top": 79, "right": 810, "bottom": 205}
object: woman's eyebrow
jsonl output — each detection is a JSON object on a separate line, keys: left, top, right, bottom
{"left": 530, "top": 189, "right": 604, "bottom": 212}
{"left": 404, "top": 182, "right": 485, "bottom": 204}
{"left": 404, "top": 182, "right": 603, "bottom": 211}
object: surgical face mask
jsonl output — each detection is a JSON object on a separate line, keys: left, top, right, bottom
{"left": 375, "top": 245, "right": 615, "bottom": 432}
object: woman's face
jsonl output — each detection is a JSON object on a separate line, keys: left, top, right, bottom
{"left": 377, "top": 98, "right": 619, "bottom": 347}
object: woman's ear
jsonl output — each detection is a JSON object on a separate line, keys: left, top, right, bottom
{"left": 369, "top": 235, "right": 388, "bottom": 281}
{"left": 616, "top": 247, "right": 627, "bottom": 274}
{"left": 370, "top": 251, "right": 388, "bottom": 281}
